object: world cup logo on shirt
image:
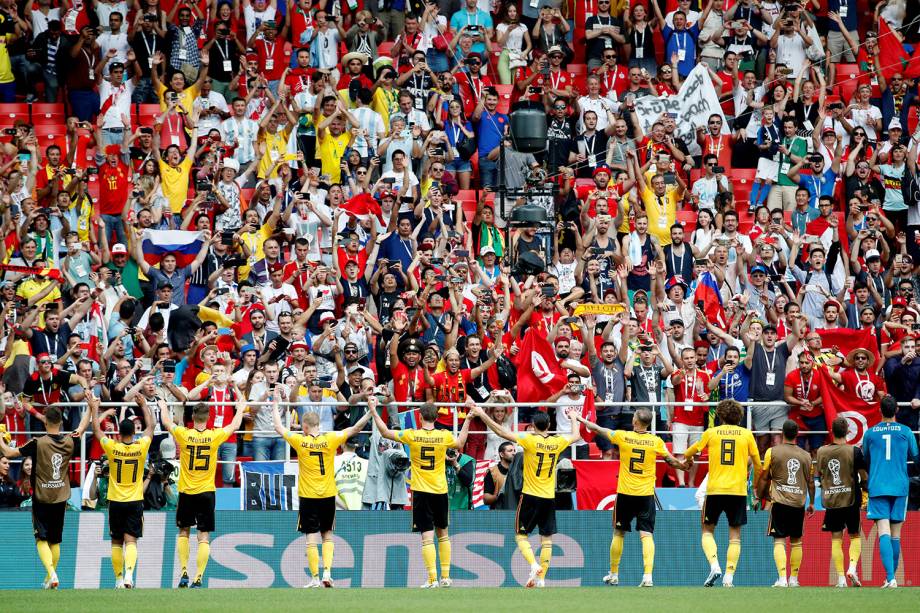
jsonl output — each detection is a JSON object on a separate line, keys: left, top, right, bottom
{"left": 786, "top": 458, "right": 800, "bottom": 485}
{"left": 51, "top": 453, "right": 63, "bottom": 480}
{"left": 828, "top": 458, "right": 842, "bottom": 486}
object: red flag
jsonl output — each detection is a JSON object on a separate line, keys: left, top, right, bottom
{"left": 693, "top": 271, "right": 725, "bottom": 328}
{"left": 573, "top": 460, "right": 618, "bottom": 510}
{"left": 580, "top": 388, "right": 597, "bottom": 443}
{"left": 816, "top": 367, "right": 881, "bottom": 445}
{"left": 815, "top": 327, "right": 880, "bottom": 364}
{"left": 878, "top": 18, "right": 920, "bottom": 81}
{"left": 340, "top": 193, "right": 383, "bottom": 223}
{"left": 512, "top": 328, "right": 567, "bottom": 403}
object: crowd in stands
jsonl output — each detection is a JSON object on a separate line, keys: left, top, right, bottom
{"left": 1, "top": 0, "right": 920, "bottom": 507}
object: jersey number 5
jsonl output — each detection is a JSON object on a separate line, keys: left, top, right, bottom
{"left": 420, "top": 446, "right": 436, "bottom": 470}
{"left": 186, "top": 445, "right": 211, "bottom": 471}
{"left": 720, "top": 439, "right": 736, "bottom": 465}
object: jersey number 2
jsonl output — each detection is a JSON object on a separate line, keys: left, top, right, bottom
{"left": 628, "top": 449, "right": 646, "bottom": 475}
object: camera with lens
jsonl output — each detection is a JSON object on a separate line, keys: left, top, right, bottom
{"left": 149, "top": 459, "right": 174, "bottom": 484}
{"left": 99, "top": 459, "right": 110, "bottom": 477}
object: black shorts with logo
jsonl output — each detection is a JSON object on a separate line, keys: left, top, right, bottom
{"left": 298, "top": 496, "right": 336, "bottom": 534}
{"left": 412, "top": 491, "right": 449, "bottom": 533}
{"left": 109, "top": 500, "right": 145, "bottom": 539}
{"left": 516, "top": 493, "right": 557, "bottom": 536}
{"left": 768, "top": 502, "right": 806, "bottom": 539}
{"left": 614, "top": 493, "right": 656, "bottom": 533}
{"left": 176, "top": 492, "right": 216, "bottom": 532}
{"left": 703, "top": 494, "right": 747, "bottom": 527}
{"left": 822, "top": 503, "right": 861, "bottom": 535}
{"left": 32, "top": 501, "right": 67, "bottom": 544}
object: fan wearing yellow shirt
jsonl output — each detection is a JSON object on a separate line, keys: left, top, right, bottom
{"left": 89, "top": 395, "right": 154, "bottom": 590}
{"left": 152, "top": 108, "right": 200, "bottom": 214}
{"left": 272, "top": 397, "right": 373, "bottom": 589}
{"left": 575, "top": 408, "right": 688, "bottom": 588}
{"left": 683, "top": 400, "right": 763, "bottom": 589}
{"left": 631, "top": 150, "right": 686, "bottom": 244}
{"left": 370, "top": 401, "right": 473, "bottom": 589}
{"left": 160, "top": 394, "right": 245, "bottom": 589}
{"left": 472, "top": 406, "right": 581, "bottom": 589}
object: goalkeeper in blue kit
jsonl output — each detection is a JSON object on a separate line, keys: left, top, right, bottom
{"left": 862, "top": 396, "right": 919, "bottom": 588}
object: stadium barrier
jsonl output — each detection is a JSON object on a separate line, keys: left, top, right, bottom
{"left": 0, "top": 510, "right": 916, "bottom": 589}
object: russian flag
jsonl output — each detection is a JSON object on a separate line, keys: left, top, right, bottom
{"left": 693, "top": 270, "right": 726, "bottom": 329}
{"left": 141, "top": 230, "right": 205, "bottom": 268}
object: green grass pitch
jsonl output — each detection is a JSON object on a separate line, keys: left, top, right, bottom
{"left": 5, "top": 587, "right": 917, "bottom": 613}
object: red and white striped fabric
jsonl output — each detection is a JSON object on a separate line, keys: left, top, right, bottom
{"left": 471, "top": 460, "right": 493, "bottom": 508}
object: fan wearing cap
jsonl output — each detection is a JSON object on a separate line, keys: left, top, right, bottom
{"left": 653, "top": 270, "right": 696, "bottom": 345}
{"left": 137, "top": 280, "right": 181, "bottom": 328}
{"left": 787, "top": 149, "right": 842, "bottom": 210}
{"left": 22, "top": 352, "right": 92, "bottom": 433}
{"left": 839, "top": 348, "right": 886, "bottom": 403}
{"left": 389, "top": 335, "right": 428, "bottom": 416}
{"left": 92, "top": 129, "right": 133, "bottom": 248}
{"left": 817, "top": 298, "right": 848, "bottom": 330}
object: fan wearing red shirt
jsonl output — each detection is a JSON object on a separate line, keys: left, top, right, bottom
{"left": 424, "top": 346, "right": 501, "bottom": 429}
{"left": 591, "top": 53, "right": 629, "bottom": 99}
{"left": 95, "top": 143, "right": 133, "bottom": 217}
{"left": 511, "top": 55, "right": 548, "bottom": 107}
{"left": 289, "top": 0, "right": 317, "bottom": 49}
{"left": 544, "top": 45, "right": 574, "bottom": 103}
{"left": 669, "top": 347, "right": 714, "bottom": 486}
{"left": 839, "top": 348, "right": 886, "bottom": 403}
{"left": 783, "top": 352, "right": 825, "bottom": 454}
{"left": 389, "top": 336, "right": 427, "bottom": 421}
{"left": 457, "top": 55, "right": 494, "bottom": 118}
{"left": 188, "top": 363, "right": 241, "bottom": 485}
{"left": 34, "top": 145, "right": 72, "bottom": 207}
{"left": 336, "top": 228, "right": 372, "bottom": 278}
{"left": 248, "top": 21, "right": 288, "bottom": 85}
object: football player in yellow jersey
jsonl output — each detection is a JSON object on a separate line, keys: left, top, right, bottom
{"left": 370, "top": 400, "right": 473, "bottom": 589}
{"left": 683, "top": 400, "right": 762, "bottom": 588}
{"left": 471, "top": 406, "right": 581, "bottom": 589}
{"left": 160, "top": 394, "right": 245, "bottom": 589}
{"left": 89, "top": 395, "right": 154, "bottom": 590}
{"left": 272, "top": 396, "right": 373, "bottom": 588}
{"left": 575, "top": 408, "right": 688, "bottom": 588}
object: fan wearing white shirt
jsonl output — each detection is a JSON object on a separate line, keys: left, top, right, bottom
{"left": 261, "top": 263, "right": 299, "bottom": 331}
{"left": 221, "top": 98, "right": 260, "bottom": 165}
{"left": 193, "top": 79, "right": 230, "bottom": 132}
{"left": 243, "top": 0, "right": 278, "bottom": 42}
{"left": 96, "top": 11, "right": 131, "bottom": 76}
{"left": 98, "top": 55, "right": 140, "bottom": 146}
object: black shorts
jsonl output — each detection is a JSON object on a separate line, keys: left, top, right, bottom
{"left": 298, "top": 496, "right": 336, "bottom": 534}
{"left": 412, "top": 491, "right": 449, "bottom": 533}
{"left": 516, "top": 493, "right": 557, "bottom": 537}
{"left": 613, "top": 493, "right": 656, "bottom": 533}
{"left": 176, "top": 492, "right": 216, "bottom": 532}
{"left": 109, "top": 500, "right": 144, "bottom": 540}
{"left": 768, "top": 502, "right": 806, "bottom": 539}
{"left": 822, "top": 503, "right": 861, "bottom": 535}
{"left": 702, "top": 494, "right": 747, "bottom": 527}
{"left": 32, "top": 501, "right": 66, "bottom": 544}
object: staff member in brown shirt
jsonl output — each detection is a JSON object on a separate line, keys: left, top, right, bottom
{"left": 757, "top": 420, "right": 815, "bottom": 589}
{"left": 0, "top": 404, "right": 90, "bottom": 589}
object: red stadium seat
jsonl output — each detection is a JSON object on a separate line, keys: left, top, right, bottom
{"left": 568, "top": 63, "right": 587, "bottom": 77}
{"left": 730, "top": 169, "right": 757, "bottom": 202}
{"left": 834, "top": 63, "right": 861, "bottom": 104}
{"left": 31, "top": 102, "right": 65, "bottom": 119}
{"left": 377, "top": 42, "right": 394, "bottom": 57}
{"left": 0, "top": 102, "right": 29, "bottom": 121}
{"left": 494, "top": 84, "right": 513, "bottom": 114}
{"left": 136, "top": 103, "right": 162, "bottom": 125}
{"left": 676, "top": 209, "right": 697, "bottom": 228}
{"left": 31, "top": 113, "right": 66, "bottom": 126}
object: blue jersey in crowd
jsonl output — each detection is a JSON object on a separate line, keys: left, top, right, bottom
{"left": 863, "top": 421, "right": 919, "bottom": 497}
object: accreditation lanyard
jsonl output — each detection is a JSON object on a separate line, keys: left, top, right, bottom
{"left": 683, "top": 370, "right": 698, "bottom": 405}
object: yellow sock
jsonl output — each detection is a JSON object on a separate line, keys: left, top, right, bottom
{"left": 125, "top": 543, "right": 138, "bottom": 574}
{"left": 177, "top": 536, "right": 190, "bottom": 574}
{"left": 609, "top": 534, "right": 624, "bottom": 574}
{"left": 322, "top": 539, "right": 334, "bottom": 574}
{"left": 438, "top": 536, "right": 451, "bottom": 579}
{"left": 421, "top": 539, "right": 437, "bottom": 582}
{"left": 831, "top": 537, "right": 844, "bottom": 575}
{"left": 790, "top": 541, "right": 803, "bottom": 578}
{"left": 307, "top": 543, "right": 320, "bottom": 578}
{"left": 773, "top": 541, "right": 787, "bottom": 577}
{"left": 516, "top": 535, "right": 536, "bottom": 566}
{"left": 194, "top": 541, "right": 210, "bottom": 583}
{"left": 701, "top": 532, "right": 719, "bottom": 565}
{"left": 36, "top": 540, "right": 54, "bottom": 579}
{"left": 111, "top": 545, "right": 125, "bottom": 579}
{"left": 641, "top": 534, "right": 655, "bottom": 575}
{"left": 50, "top": 543, "right": 60, "bottom": 569}
{"left": 539, "top": 539, "right": 553, "bottom": 576}
{"left": 726, "top": 539, "right": 741, "bottom": 574}
{"left": 848, "top": 537, "right": 861, "bottom": 569}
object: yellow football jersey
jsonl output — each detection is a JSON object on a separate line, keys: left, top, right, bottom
{"left": 171, "top": 426, "right": 230, "bottom": 495}
{"left": 608, "top": 430, "right": 669, "bottom": 497}
{"left": 284, "top": 430, "right": 348, "bottom": 499}
{"left": 685, "top": 425, "right": 761, "bottom": 496}
{"left": 101, "top": 436, "right": 152, "bottom": 503}
{"left": 396, "top": 428, "right": 456, "bottom": 494}
{"left": 517, "top": 433, "right": 571, "bottom": 499}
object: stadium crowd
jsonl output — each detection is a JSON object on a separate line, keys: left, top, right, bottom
{"left": 1, "top": 0, "right": 920, "bottom": 511}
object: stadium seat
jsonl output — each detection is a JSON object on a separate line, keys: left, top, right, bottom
{"left": 568, "top": 63, "right": 587, "bottom": 77}
{"left": 31, "top": 102, "right": 65, "bottom": 120}
{"left": 494, "top": 84, "right": 513, "bottom": 114}
{"left": 136, "top": 103, "right": 162, "bottom": 124}
{"left": 0, "top": 102, "right": 29, "bottom": 121}
{"left": 729, "top": 169, "right": 756, "bottom": 202}
{"left": 31, "top": 113, "right": 66, "bottom": 126}
{"left": 834, "top": 63, "right": 861, "bottom": 104}
{"left": 377, "top": 42, "right": 394, "bottom": 57}
{"left": 676, "top": 210, "right": 697, "bottom": 228}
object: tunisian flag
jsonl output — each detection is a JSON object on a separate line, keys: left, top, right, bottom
{"left": 513, "top": 328, "right": 567, "bottom": 403}
{"left": 816, "top": 367, "right": 881, "bottom": 445}
{"left": 573, "top": 460, "right": 619, "bottom": 510}
{"left": 815, "top": 327, "right": 880, "bottom": 363}
{"left": 878, "top": 18, "right": 920, "bottom": 81}
{"left": 339, "top": 193, "right": 384, "bottom": 223}
{"left": 579, "top": 388, "right": 597, "bottom": 443}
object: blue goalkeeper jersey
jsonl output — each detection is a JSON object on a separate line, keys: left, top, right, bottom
{"left": 863, "top": 421, "right": 919, "bottom": 497}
